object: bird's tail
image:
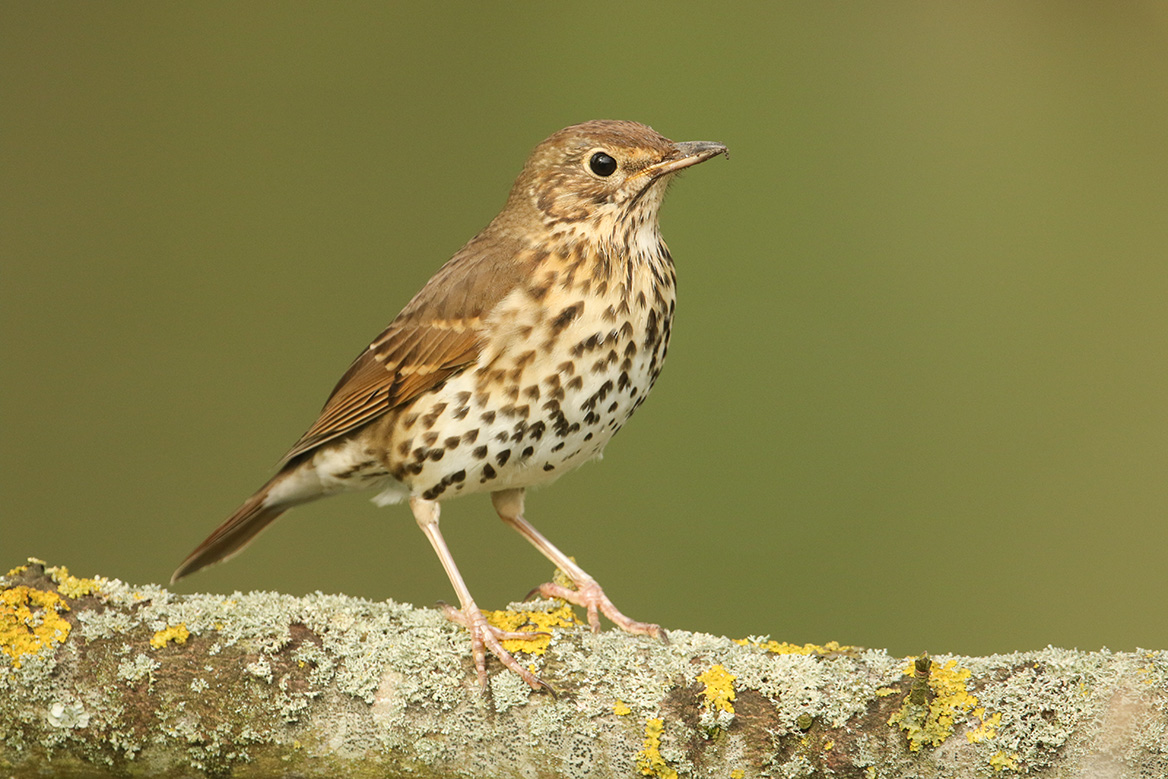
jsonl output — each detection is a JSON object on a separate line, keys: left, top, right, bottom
{"left": 171, "top": 479, "right": 292, "bottom": 584}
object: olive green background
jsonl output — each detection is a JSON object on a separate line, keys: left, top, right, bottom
{"left": 4, "top": 3, "right": 1167, "bottom": 658}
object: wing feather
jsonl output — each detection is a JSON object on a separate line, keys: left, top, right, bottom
{"left": 278, "top": 232, "right": 535, "bottom": 464}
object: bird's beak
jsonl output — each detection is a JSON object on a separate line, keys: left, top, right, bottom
{"left": 643, "top": 140, "right": 729, "bottom": 179}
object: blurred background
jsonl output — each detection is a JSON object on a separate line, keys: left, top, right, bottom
{"left": 4, "top": 3, "right": 1167, "bottom": 658}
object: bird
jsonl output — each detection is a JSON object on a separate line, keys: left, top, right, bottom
{"left": 172, "top": 120, "right": 727, "bottom": 690}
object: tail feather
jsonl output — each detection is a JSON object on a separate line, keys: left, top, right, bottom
{"left": 171, "top": 488, "right": 288, "bottom": 584}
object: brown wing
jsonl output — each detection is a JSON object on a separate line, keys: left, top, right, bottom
{"left": 278, "top": 232, "right": 535, "bottom": 464}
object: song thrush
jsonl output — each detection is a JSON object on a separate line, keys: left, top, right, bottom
{"left": 172, "top": 120, "right": 727, "bottom": 690}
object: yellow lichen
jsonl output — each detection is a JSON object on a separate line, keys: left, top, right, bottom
{"left": 696, "top": 664, "right": 736, "bottom": 714}
{"left": 989, "top": 750, "right": 1020, "bottom": 772}
{"left": 45, "top": 565, "right": 104, "bottom": 599}
{"left": 150, "top": 623, "right": 190, "bottom": 649}
{"left": 730, "top": 771, "right": 745, "bottom": 779}
{"left": 1, "top": 585, "right": 71, "bottom": 668}
{"left": 823, "top": 739, "right": 834, "bottom": 751}
{"left": 636, "top": 718, "right": 677, "bottom": 779}
{"left": 966, "top": 709, "right": 1002, "bottom": 743}
{"left": 734, "top": 637, "right": 852, "bottom": 656}
{"left": 484, "top": 604, "right": 579, "bottom": 655}
{"left": 613, "top": 699, "right": 632, "bottom": 716}
{"left": 888, "top": 656, "right": 984, "bottom": 751}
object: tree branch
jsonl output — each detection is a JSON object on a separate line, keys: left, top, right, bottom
{"left": 2, "top": 560, "right": 1165, "bottom": 777}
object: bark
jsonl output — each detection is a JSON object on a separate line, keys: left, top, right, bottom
{"left": 2, "top": 560, "right": 1166, "bottom": 778}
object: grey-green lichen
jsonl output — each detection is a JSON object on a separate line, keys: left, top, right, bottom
{"left": 4, "top": 558, "right": 1168, "bottom": 778}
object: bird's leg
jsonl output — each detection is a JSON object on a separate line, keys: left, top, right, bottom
{"left": 491, "top": 488, "right": 663, "bottom": 639}
{"left": 409, "top": 497, "right": 550, "bottom": 691}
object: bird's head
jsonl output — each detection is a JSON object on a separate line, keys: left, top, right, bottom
{"left": 498, "top": 120, "right": 727, "bottom": 242}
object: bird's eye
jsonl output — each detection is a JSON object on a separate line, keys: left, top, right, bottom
{"left": 589, "top": 151, "right": 617, "bottom": 177}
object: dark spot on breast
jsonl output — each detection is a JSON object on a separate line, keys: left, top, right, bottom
{"left": 524, "top": 385, "right": 541, "bottom": 400}
{"left": 617, "top": 371, "right": 630, "bottom": 391}
{"left": 480, "top": 410, "right": 497, "bottom": 424}
{"left": 462, "top": 429, "right": 479, "bottom": 444}
{"left": 557, "top": 361, "right": 575, "bottom": 376}
{"left": 528, "top": 421, "right": 546, "bottom": 440}
{"left": 567, "top": 376, "right": 583, "bottom": 391}
{"left": 428, "top": 449, "right": 445, "bottom": 462}
{"left": 551, "top": 302, "right": 584, "bottom": 334}
{"left": 481, "top": 463, "right": 497, "bottom": 482}
{"left": 473, "top": 445, "right": 488, "bottom": 459}
{"left": 607, "top": 401, "right": 619, "bottom": 413}
{"left": 551, "top": 442, "right": 564, "bottom": 452}
{"left": 496, "top": 450, "right": 511, "bottom": 466}
{"left": 543, "top": 463, "right": 555, "bottom": 471}
{"left": 420, "top": 403, "right": 447, "bottom": 428}
{"left": 444, "top": 437, "right": 460, "bottom": 449}
{"left": 529, "top": 280, "right": 553, "bottom": 302}
{"left": 422, "top": 432, "right": 439, "bottom": 446}
{"left": 571, "top": 333, "right": 602, "bottom": 357}
{"left": 449, "top": 470, "right": 466, "bottom": 483}
{"left": 452, "top": 406, "right": 470, "bottom": 420}
{"left": 584, "top": 432, "right": 593, "bottom": 441}
{"left": 402, "top": 413, "right": 420, "bottom": 430}
{"left": 521, "top": 446, "right": 534, "bottom": 459}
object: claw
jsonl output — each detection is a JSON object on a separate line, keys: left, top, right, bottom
{"left": 438, "top": 602, "right": 554, "bottom": 692}
{"left": 536, "top": 579, "right": 662, "bottom": 639}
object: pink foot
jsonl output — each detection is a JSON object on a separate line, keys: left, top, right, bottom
{"left": 534, "top": 578, "right": 664, "bottom": 640}
{"left": 440, "top": 602, "right": 553, "bottom": 692}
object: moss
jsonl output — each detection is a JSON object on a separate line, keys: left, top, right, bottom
{"left": 734, "top": 637, "right": 854, "bottom": 657}
{"left": 888, "top": 655, "right": 1004, "bottom": 755}
{"left": 636, "top": 717, "right": 677, "bottom": 779}
{"left": 0, "top": 585, "right": 71, "bottom": 668}
{"left": 149, "top": 623, "right": 191, "bottom": 649}
{"left": 990, "top": 749, "right": 1020, "bottom": 772}
{"left": 44, "top": 564, "right": 105, "bottom": 599}
{"left": 696, "top": 663, "right": 736, "bottom": 714}
{"left": 484, "top": 603, "right": 580, "bottom": 655}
